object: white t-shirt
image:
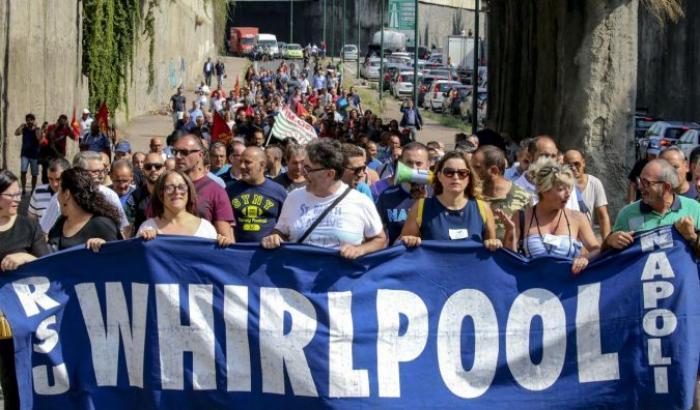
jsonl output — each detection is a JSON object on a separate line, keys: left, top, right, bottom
{"left": 275, "top": 182, "right": 384, "bottom": 249}
{"left": 581, "top": 174, "right": 608, "bottom": 222}
{"left": 514, "top": 173, "right": 580, "bottom": 211}
{"left": 137, "top": 217, "right": 217, "bottom": 239}
{"left": 40, "top": 185, "right": 129, "bottom": 234}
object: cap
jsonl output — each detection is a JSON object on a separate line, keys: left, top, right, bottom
{"left": 115, "top": 141, "right": 131, "bottom": 153}
{"left": 82, "top": 108, "right": 90, "bottom": 114}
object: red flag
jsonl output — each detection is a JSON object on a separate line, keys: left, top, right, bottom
{"left": 233, "top": 76, "right": 240, "bottom": 100}
{"left": 211, "top": 111, "right": 232, "bottom": 144}
{"left": 70, "top": 106, "right": 81, "bottom": 140}
{"left": 96, "top": 103, "right": 109, "bottom": 134}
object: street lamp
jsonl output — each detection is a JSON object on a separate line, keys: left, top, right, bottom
{"left": 413, "top": 0, "right": 419, "bottom": 108}
{"left": 471, "top": 0, "right": 480, "bottom": 133}
{"left": 379, "top": 0, "right": 384, "bottom": 101}
{"left": 356, "top": 0, "right": 361, "bottom": 75}
{"left": 290, "top": 0, "right": 294, "bottom": 43}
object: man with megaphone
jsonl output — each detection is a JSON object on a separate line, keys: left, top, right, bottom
{"left": 375, "top": 143, "right": 432, "bottom": 245}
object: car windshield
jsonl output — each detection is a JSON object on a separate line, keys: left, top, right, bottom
{"left": 241, "top": 38, "right": 254, "bottom": 45}
{"left": 287, "top": 44, "right": 301, "bottom": 50}
{"left": 399, "top": 75, "right": 415, "bottom": 82}
{"left": 259, "top": 40, "right": 276, "bottom": 47}
{"left": 343, "top": 46, "right": 356, "bottom": 51}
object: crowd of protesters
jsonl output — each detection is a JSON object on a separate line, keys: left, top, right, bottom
{"left": 3, "top": 56, "right": 700, "bottom": 409}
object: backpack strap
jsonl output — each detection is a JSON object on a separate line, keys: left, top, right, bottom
{"left": 476, "top": 199, "right": 488, "bottom": 224}
{"left": 416, "top": 198, "right": 425, "bottom": 228}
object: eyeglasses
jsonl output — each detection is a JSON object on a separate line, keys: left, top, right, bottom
{"left": 345, "top": 165, "right": 366, "bottom": 176}
{"left": 303, "top": 166, "right": 328, "bottom": 175}
{"left": 86, "top": 169, "right": 106, "bottom": 176}
{"left": 172, "top": 148, "right": 201, "bottom": 158}
{"left": 163, "top": 184, "right": 188, "bottom": 194}
{"left": 0, "top": 192, "right": 22, "bottom": 201}
{"left": 144, "top": 163, "right": 164, "bottom": 171}
{"left": 441, "top": 167, "right": 470, "bottom": 179}
{"left": 639, "top": 178, "right": 666, "bottom": 188}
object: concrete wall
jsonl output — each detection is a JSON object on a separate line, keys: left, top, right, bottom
{"left": 637, "top": 0, "right": 700, "bottom": 121}
{"left": 417, "top": 1, "right": 486, "bottom": 51}
{"left": 0, "top": 0, "right": 215, "bottom": 172}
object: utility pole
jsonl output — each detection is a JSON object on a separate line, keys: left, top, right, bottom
{"left": 342, "top": 0, "right": 346, "bottom": 54}
{"left": 412, "top": 0, "right": 419, "bottom": 108}
{"left": 471, "top": 0, "right": 480, "bottom": 134}
{"left": 330, "top": 0, "right": 335, "bottom": 60}
{"left": 379, "top": 0, "right": 384, "bottom": 101}
{"left": 290, "top": 0, "right": 294, "bottom": 43}
{"left": 323, "top": 0, "right": 327, "bottom": 53}
{"left": 356, "top": 0, "right": 361, "bottom": 75}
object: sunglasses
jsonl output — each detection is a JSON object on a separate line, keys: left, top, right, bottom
{"left": 345, "top": 165, "right": 366, "bottom": 176}
{"left": 172, "top": 148, "right": 201, "bottom": 158}
{"left": 441, "top": 167, "right": 470, "bottom": 179}
{"left": 144, "top": 163, "right": 164, "bottom": 171}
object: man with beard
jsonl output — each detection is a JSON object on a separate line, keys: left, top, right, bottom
{"left": 340, "top": 144, "right": 373, "bottom": 200}
{"left": 124, "top": 152, "right": 165, "bottom": 235}
{"left": 375, "top": 142, "right": 431, "bottom": 244}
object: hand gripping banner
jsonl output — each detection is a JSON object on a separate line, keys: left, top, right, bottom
{"left": 0, "top": 226, "right": 697, "bottom": 409}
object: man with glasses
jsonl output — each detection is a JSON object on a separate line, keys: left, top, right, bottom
{"left": 513, "top": 135, "right": 580, "bottom": 211}
{"left": 40, "top": 151, "right": 130, "bottom": 237}
{"left": 262, "top": 139, "right": 386, "bottom": 259}
{"left": 226, "top": 147, "right": 287, "bottom": 242}
{"left": 172, "top": 134, "right": 235, "bottom": 241}
{"left": 340, "top": 144, "right": 373, "bottom": 200}
{"left": 125, "top": 153, "right": 165, "bottom": 235}
{"left": 605, "top": 158, "right": 700, "bottom": 253}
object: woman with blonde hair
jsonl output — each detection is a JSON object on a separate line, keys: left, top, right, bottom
{"left": 399, "top": 151, "right": 501, "bottom": 250}
{"left": 496, "top": 157, "right": 599, "bottom": 274}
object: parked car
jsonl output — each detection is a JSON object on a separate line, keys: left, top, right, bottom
{"left": 417, "top": 75, "right": 447, "bottom": 106}
{"left": 285, "top": 43, "right": 304, "bottom": 59}
{"left": 383, "top": 63, "right": 411, "bottom": 90}
{"left": 406, "top": 45, "right": 430, "bottom": 60}
{"left": 461, "top": 87, "right": 488, "bottom": 121}
{"left": 361, "top": 57, "right": 382, "bottom": 80}
{"left": 676, "top": 129, "right": 700, "bottom": 159}
{"left": 392, "top": 71, "right": 422, "bottom": 97}
{"left": 441, "top": 85, "right": 471, "bottom": 114}
{"left": 423, "top": 80, "right": 462, "bottom": 111}
{"left": 639, "top": 121, "right": 700, "bottom": 157}
{"left": 342, "top": 44, "right": 358, "bottom": 61}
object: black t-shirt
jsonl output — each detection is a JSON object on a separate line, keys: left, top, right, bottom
{"left": 48, "top": 215, "right": 121, "bottom": 251}
{"left": 0, "top": 216, "right": 49, "bottom": 262}
{"left": 628, "top": 158, "right": 648, "bottom": 201}
{"left": 170, "top": 94, "right": 186, "bottom": 112}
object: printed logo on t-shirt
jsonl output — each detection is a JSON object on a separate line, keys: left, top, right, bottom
{"left": 231, "top": 193, "right": 277, "bottom": 233}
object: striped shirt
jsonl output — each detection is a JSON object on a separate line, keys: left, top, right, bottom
{"left": 27, "top": 184, "right": 54, "bottom": 219}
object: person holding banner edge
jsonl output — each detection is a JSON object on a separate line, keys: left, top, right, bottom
{"left": 497, "top": 158, "right": 600, "bottom": 274}
{"left": 261, "top": 139, "right": 386, "bottom": 259}
{"left": 399, "top": 151, "right": 502, "bottom": 251}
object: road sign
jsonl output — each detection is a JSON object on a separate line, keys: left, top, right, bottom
{"left": 387, "top": 0, "right": 415, "bottom": 30}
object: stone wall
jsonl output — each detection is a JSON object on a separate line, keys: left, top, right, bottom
{"left": 487, "top": 0, "right": 639, "bottom": 213}
{"left": 0, "top": 0, "right": 215, "bottom": 172}
{"left": 637, "top": 0, "right": 700, "bottom": 121}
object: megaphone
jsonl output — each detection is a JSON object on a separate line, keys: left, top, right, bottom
{"left": 395, "top": 161, "right": 434, "bottom": 185}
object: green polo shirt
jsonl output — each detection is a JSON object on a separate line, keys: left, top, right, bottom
{"left": 612, "top": 195, "right": 700, "bottom": 233}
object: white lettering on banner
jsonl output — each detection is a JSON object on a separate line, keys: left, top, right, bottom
{"left": 575, "top": 283, "right": 620, "bottom": 382}
{"left": 640, "top": 251, "right": 676, "bottom": 394}
{"left": 376, "top": 290, "right": 428, "bottom": 397}
{"left": 224, "top": 285, "right": 252, "bottom": 392}
{"left": 156, "top": 284, "right": 217, "bottom": 390}
{"left": 32, "top": 363, "right": 69, "bottom": 395}
{"left": 328, "top": 292, "right": 370, "bottom": 397}
{"left": 437, "top": 289, "right": 498, "bottom": 398}
{"left": 12, "top": 276, "right": 59, "bottom": 317}
{"left": 75, "top": 283, "right": 148, "bottom": 387}
{"left": 506, "top": 288, "right": 566, "bottom": 391}
{"left": 33, "top": 316, "right": 59, "bottom": 354}
{"left": 259, "top": 287, "right": 319, "bottom": 397}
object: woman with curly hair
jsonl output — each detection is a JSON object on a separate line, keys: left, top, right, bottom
{"left": 48, "top": 167, "right": 122, "bottom": 252}
{"left": 497, "top": 157, "right": 599, "bottom": 274}
{"left": 399, "top": 151, "right": 501, "bottom": 251}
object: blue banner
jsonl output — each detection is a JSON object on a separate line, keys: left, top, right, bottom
{"left": 0, "top": 227, "right": 698, "bottom": 409}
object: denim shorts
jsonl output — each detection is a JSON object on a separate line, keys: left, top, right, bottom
{"left": 20, "top": 156, "right": 39, "bottom": 176}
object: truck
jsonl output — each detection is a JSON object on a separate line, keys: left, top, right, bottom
{"left": 367, "top": 30, "right": 407, "bottom": 56}
{"left": 228, "top": 27, "right": 259, "bottom": 56}
{"left": 442, "top": 36, "right": 482, "bottom": 71}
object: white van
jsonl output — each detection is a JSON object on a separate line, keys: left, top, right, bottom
{"left": 255, "top": 33, "right": 279, "bottom": 58}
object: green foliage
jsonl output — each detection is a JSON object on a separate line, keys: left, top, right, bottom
{"left": 82, "top": 0, "right": 145, "bottom": 115}
{"left": 144, "top": 0, "right": 160, "bottom": 93}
